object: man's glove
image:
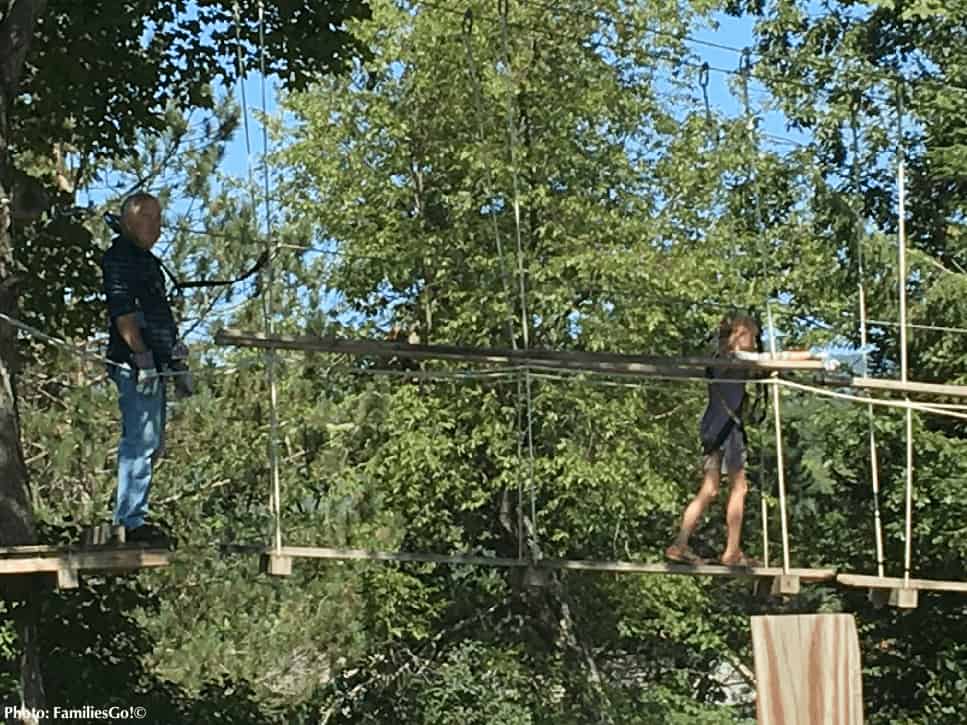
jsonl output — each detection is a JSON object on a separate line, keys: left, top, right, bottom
{"left": 132, "top": 351, "right": 161, "bottom": 397}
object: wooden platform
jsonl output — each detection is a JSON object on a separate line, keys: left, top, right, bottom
{"left": 0, "top": 544, "right": 173, "bottom": 590}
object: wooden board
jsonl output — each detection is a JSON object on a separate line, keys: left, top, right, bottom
{"left": 751, "top": 614, "right": 864, "bottom": 725}
{"left": 837, "top": 572, "right": 967, "bottom": 593}
{"left": 850, "top": 376, "right": 967, "bottom": 399}
{"left": 274, "top": 546, "right": 836, "bottom": 580}
{"left": 214, "top": 329, "right": 826, "bottom": 377}
{"left": 0, "top": 545, "right": 172, "bottom": 590}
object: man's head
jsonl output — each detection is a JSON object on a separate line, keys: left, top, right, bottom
{"left": 120, "top": 193, "right": 162, "bottom": 250}
{"left": 719, "top": 314, "right": 760, "bottom": 354}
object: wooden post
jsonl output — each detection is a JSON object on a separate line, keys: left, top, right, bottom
{"left": 770, "top": 574, "right": 800, "bottom": 596}
{"left": 260, "top": 552, "right": 292, "bottom": 577}
{"left": 55, "top": 567, "right": 79, "bottom": 589}
{"left": 889, "top": 587, "right": 918, "bottom": 609}
{"left": 751, "top": 614, "right": 864, "bottom": 725}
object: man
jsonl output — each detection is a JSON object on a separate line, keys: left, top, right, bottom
{"left": 101, "top": 192, "right": 176, "bottom": 545}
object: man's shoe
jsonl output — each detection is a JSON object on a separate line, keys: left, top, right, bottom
{"left": 124, "top": 522, "right": 175, "bottom": 549}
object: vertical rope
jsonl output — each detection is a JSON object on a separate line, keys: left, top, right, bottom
{"left": 258, "top": 0, "right": 283, "bottom": 554}
{"left": 233, "top": 3, "right": 259, "bottom": 215}
{"left": 462, "top": 10, "right": 526, "bottom": 558}
{"left": 234, "top": 1, "right": 281, "bottom": 551}
{"left": 699, "top": 62, "right": 715, "bottom": 147}
{"left": 896, "top": 82, "right": 914, "bottom": 587}
{"left": 851, "top": 97, "right": 886, "bottom": 578}
{"left": 740, "top": 49, "right": 785, "bottom": 571}
{"left": 461, "top": 10, "right": 518, "bottom": 349}
{"left": 498, "top": 0, "right": 538, "bottom": 557}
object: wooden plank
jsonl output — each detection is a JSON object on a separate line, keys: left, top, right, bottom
{"left": 837, "top": 573, "right": 967, "bottom": 593}
{"left": 850, "top": 376, "right": 967, "bottom": 399}
{"left": 275, "top": 547, "right": 836, "bottom": 580}
{"left": 279, "top": 546, "right": 529, "bottom": 568}
{"left": 0, "top": 548, "right": 171, "bottom": 575}
{"left": 214, "top": 329, "right": 826, "bottom": 376}
{"left": 751, "top": 614, "right": 864, "bottom": 725}
{"left": 0, "top": 542, "right": 146, "bottom": 557}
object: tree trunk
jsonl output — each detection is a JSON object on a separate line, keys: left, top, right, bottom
{"left": 1, "top": 0, "right": 50, "bottom": 714}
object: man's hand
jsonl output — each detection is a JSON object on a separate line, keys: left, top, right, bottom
{"left": 133, "top": 351, "right": 161, "bottom": 397}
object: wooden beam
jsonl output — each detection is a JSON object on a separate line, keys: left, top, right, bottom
{"left": 850, "top": 376, "right": 967, "bottom": 399}
{"left": 889, "top": 588, "right": 919, "bottom": 609}
{"left": 260, "top": 553, "right": 293, "bottom": 577}
{"left": 273, "top": 546, "right": 837, "bottom": 580}
{"left": 214, "top": 329, "right": 826, "bottom": 377}
{"left": 55, "top": 567, "right": 79, "bottom": 589}
{"left": 836, "top": 573, "right": 967, "bottom": 593}
{"left": 752, "top": 614, "right": 864, "bottom": 725}
{"left": 0, "top": 546, "right": 172, "bottom": 576}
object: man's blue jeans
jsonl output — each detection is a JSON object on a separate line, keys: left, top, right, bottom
{"left": 110, "top": 366, "right": 166, "bottom": 529}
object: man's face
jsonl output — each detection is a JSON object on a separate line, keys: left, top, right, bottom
{"left": 124, "top": 199, "right": 162, "bottom": 250}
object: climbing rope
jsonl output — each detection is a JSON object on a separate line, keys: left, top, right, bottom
{"left": 740, "top": 48, "right": 791, "bottom": 573}
{"left": 461, "top": 9, "right": 518, "bottom": 349}
{"left": 698, "top": 62, "right": 717, "bottom": 147}
{"left": 497, "top": 0, "right": 539, "bottom": 560}
{"left": 254, "top": 0, "right": 284, "bottom": 555}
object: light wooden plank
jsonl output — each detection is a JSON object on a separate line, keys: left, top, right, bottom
{"left": 274, "top": 546, "right": 836, "bottom": 580}
{"left": 851, "top": 376, "right": 967, "bottom": 399}
{"left": 836, "top": 573, "right": 967, "bottom": 593}
{"left": 279, "top": 546, "right": 528, "bottom": 568}
{"left": 752, "top": 614, "right": 864, "bottom": 725}
{"left": 0, "top": 542, "right": 146, "bottom": 557}
{"left": 214, "top": 329, "right": 826, "bottom": 376}
{"left": 0, "top": 548, "right": 172, "bottom": 575}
